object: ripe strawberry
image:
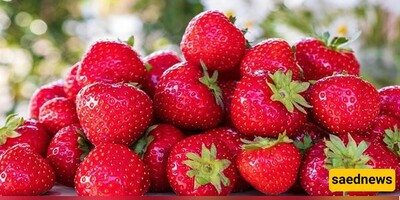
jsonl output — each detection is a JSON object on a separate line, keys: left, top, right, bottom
{"left": 203, "top": 127, "right": 253, "bottom": 192}
{"left": 64, "top": 62, "right": 82, "bottom": 101}
{"left": 167, "top": 134, "right": 237, "bottom": 195}
{"left": 237, "top": 134, "right": 301, "bottom": 195}
{"left": 29, "top": 80, "right": 66, "bottom": 119}
{"left": 38, "top": 97, "right": 79, "bottom": 135}
{"left": 154, "top": 62, "right": 224, "bottom": 130}
{"left": 74, "top": 143, "right": 150, "bottom": 196}
{"left": 290, "top": 122, "right": 329, "bottom": 142}
{"left": 231, "top": 70, "right": 311, "bottom": 137}
{"left": 133, "top": 124, "right": 185, "bottom": 192}
{"left": 308, "top": 74, "right": 380, "bottom": 135}
{"left": 366, "top": 115, "right": 400, "bottom": 142}
{"left": 181, "top": 10, "right": 246, "bottom": 71}
{"left": 77, "top": 39, "right": 146, "bottom": 87}
{"left": 219, "top": 80, "right": 238, "bottom": 126}
{"left": 0, "top": 144, "right": 55, "bottom": 195}
{"left": 379, "top": 85, "right": 400, "bottom": 120}
{"left": 142, "top": 50, "right": 181, "bottom": 98}
{"left": 76, "top": 82, "right": 153, "bottom": 146}
{"left": 46, "top": 124, "right": 91, "bottom": 187}
{"left": 294, "top": 32, "right": 360, "bottom": 81}
{"left": 240, "top": 38, "right": 302, "bottom": 80}
{"left": 0, "top": 114, "right": 50, "bottom": 157}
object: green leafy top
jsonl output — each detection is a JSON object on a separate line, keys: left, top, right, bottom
{"left": 199, "top": 60, "right": 224, "bottom": 108}
{"left": 132, "top": 125, "right": 157, "bottom": 158}
{"left": 293, "top": 134, "right": 314, "bottom": 155}
{"left": 267, "top": 70, "right": 312, "bottom": 114}
{"left": 324, "top": 134, "right": 372, "bottom": 170}
{"left": 241, "top": 132, "right": 293, "bottom": 150}
{"left": 319, "top": 31, "right": 361, "bottom": 52}
{"left": 77, "top": 129, "right": 93, "bottom": 161}
{"left": 0, "top": 114, "right": 24, "bottom": 145}
{"left": 383, "top": 125, "right": 400, "bottom": 157}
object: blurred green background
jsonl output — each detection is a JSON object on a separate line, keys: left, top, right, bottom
{"left": 0, "top": 0, "right": 399, "bottom": 122}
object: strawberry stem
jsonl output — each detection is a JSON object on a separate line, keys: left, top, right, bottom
{"left": 293, "top": 134, "right": 314, "bottom": 155}
{"left": 383, "top": 125, "right": 400, "bottom": 157}
{"left": 77, "top": 129, "right": 93, "bottom": 161}
{"left": 0, "top": 114, "right": 23, "bottom": 145}
{"left": 199, "top": 60, "right": 224, "bottom": 108}
{"left": 241, "top": 132, "right": 293, "bottom": 150}
{"left": 132, "top": 125, "right": 158, "bottom": 158}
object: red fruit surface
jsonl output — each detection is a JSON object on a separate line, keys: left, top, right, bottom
{"left": 219, "top": 81, "right": 238, "bottom": 126}
{"left": 0, "top": 144, "right": 55, "bottom": 196}
{"left": 64, "top": 63, "right": 82, "bottom": 101}
{"left": 76, "top": 82, "right": 153, "bottom": 146}
{"left": 366, "top": 114, "right": 400, "bottom": 142}
{"left": 181, "top": 10, "right": 246, "bottom": 71}
{"left": 74, "top": 143, "right": 149, "bottom": 196}
{"left": 379, "top": 85, "right": 400, "bottom": 120}
{"left": 29, "top": 80, "right": 66, "bottom": 119}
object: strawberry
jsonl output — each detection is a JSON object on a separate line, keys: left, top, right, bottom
{"left": 167, "top": 134, "right": 237, "bottom": 195}
{"left": 240, "top": 38, "right": 302, "bottom": 80}
{"left": 0, "top": 144, "right": 55, "bottom": 195}
{"left": 74, "top": 143, "right": 150, "bottom": 196}
{"left": 231, "top": 70, "right": 311, "bottom": 137}
{"left": 64, "top": 62, "right": 82, "bottom": 101}
{"left": 29, "top": 80, "right": 66, "bottom": 119}
{"left": 237, "top": 134, "right": 301, "bottom": 195}
{"left": 38, "top": 97, "right": 79, "bottom": 135}
{"left": 181, "top": 10, "right": 246, "bottom": 71}
{"left": 142, "top": 50, "right": 181, "bottom": 98}
{"left": 133, "top": 124, "right": 185, "bottom": 192}
{"left": 383, "top": 125, "right": 400, "bottom": 190}
{"left": 76, "top": 82, "right": 153, "bottom": 146}
{"left": 290, "top": 122, "right": 329, "bottom": 143}
{"left": 77, "top": 39, "right": 146, "bottom": 87}
{"left": 308, "top": 74, "right": 380, "bottom": 135}
{"left": 154, "top": 62, "right": 224, "bottom": 130}
{"left": 379, "top": 85, "right": 400, "bottom": 120}
{"left": 0, "top": 114, "right": 50, "bottom": 157}
{"left": 219, "top": 80, "right": 238, "bottom": 126}
{"left": 46, "top": 124, "right": 92, "bottom": 187}
{"left": 203, "top": 127, "right": 253, "bottom": 192}
{"left": 366, "top": 115, "right": 400, "bottom": 142}
{"left": 294, "top": 32, "right": 360, "bottom": 81}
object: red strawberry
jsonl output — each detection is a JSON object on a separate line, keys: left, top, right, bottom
{"left": 237, "top": 134, "right": 301, "bottom": 195}
{"left": 231, "top": 70, "right": 311, "bottom": 137}
{"left": 0, "top": 144, "right": 55, "bottom": 195}
{"left": 76, "top": 82, "right": 153, "bottom": 146}
{"left": 154, "top": 62, "right": 224, "bottom": 130}
{"left": 142, "top": 50, "right": 181, "bottom": 98}
{"left": 74, "top": 143, "right": 150, "bottom": 196}
{"left": 219, "top": 81, "right": 238, "bottom": 126}
{"left": 300, "top": 134, "right": 378, "bottom": 196}
{"left": 46, "top": 124, "right": 91, "bottom": 187}
{"left": 0, "top": 114, "right": 50, "bottom": 157}
{"left": 379, "top": 85, "right": 400, "bottom": 120}
{"left": 29, "top": 80, "right": 66, "bottom": 119}
{"left": 294, "top": 32, "right": 360, "bottom": 81}
{"left": 77, "top": 39, "right": 146, "bottom": 87}
{"left": 290, "top": 122, "right": 329, "bottom": 142}
{"left": 308, "top": 74, "right": 380, "bottom": 135}
{"left": 38, "top": 97, "right": 79, "bottom": 135}
{"left": 181, "top": 10, "right": 246, "bottom": 71}
{"left": 366, "top": 115, "right": 400, "bottom": 142}
{"left": 64, "top": 62, "right": 82, "bottom": 101}
{"left": 167, "top": 134, "right": 237, "bottom": 195}
{"left": 203, "top": 127, "right": 253, "bottom": 192}
{"left": 240, "top": 38, "right": 302, "bottom": 80}
{"left": 133, "top": 124, "right": 185, "bottom": 192}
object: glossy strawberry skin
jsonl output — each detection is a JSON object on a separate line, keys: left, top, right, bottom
{"left": 76, "top": 82, "right": 153, "bottom": 146}
{"left": 240, "top": 38, "right": 302, "bottom": 80}
{"left": 167, "top": 134, "right": 237, "bottom": 196}
{"left": 231, "top": 76, "right": 307, "bottom": 137}
{"left": 142, "top": 50, "right": 181, "bottom": 98}
{"left": 74, "top": 143, "right": 150, "bottom": 196}
{"left": 181, "top": 10, "right": 246, "bottom": 71}
{"left": 142, "top": 124, "right": 185, "bottom": 192}
{"left": 38, "top": 97, "right": 79, "bottom": 135}
{"left": 46, "top": 124, "right": 85, "bottom": 187}
{"left": 77, "top": 40, "right": 146, "bottom": 87}
{"left": 29, "top": 80, "right": 66, "bottom": 119}
{"left": 379, "top": 85, "right": 400, "bottom": 120}
{"left": 0, "top": 144, "right": 55, "bottom": 196}
{"left": 219, "top": 81, "right": 238, "bottom": 126}
{"left": 0, "top": 119, "right": 50, "bottom": 157}
{"left": 289, "top": 122, "right": 329, "bottom": 142}
{"left": 308, "top": 75, "right": 380, "bottom": 135}
{"left": 295, "top": 38, "right": 360, "bottom": 81}
{"left": 365, "top": 114, "right": 400, "bottom": 142}
{"left": 237, "top": 142, "right": 301, "bottom": 195}
{"left": 64, "top": 63, "right": 82, "bottom": 101}
{"left": 154, "top": 62, "right": 224, "bottom": 130}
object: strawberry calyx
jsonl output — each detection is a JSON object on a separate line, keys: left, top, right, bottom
{"left": 183, "top": 143, "right": 231, "bottom": 194}
{"left": 132, "top": 124, "right": 157, "bottom": 158}
{"left": 241, "top": 133, "right": 293, "bottom": 150}
{"left": 199, "top": 60, "right": 224, "bottom": 108}
{"left": 77, "top": 130, "right": 93, "bottom": 161}
{"left": 0, "top": 114, "right": 23, "bottom": 145}
{"left": 319, "top": 31, "right": 361, "bottom": 52}
{"left": 266, "top": 70, "right": 312, "bottom": 114}
{"left": 324, "top": 134, "right": 372, "bottom": 170}
{"left": 383, "top": 125, "right": 400, "bottom": 157}
{"left": 293, "top": 134, "right": 314, "bottom": 155}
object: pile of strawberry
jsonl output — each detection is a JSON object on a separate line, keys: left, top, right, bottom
{"left": 1, "top": 10, "right": 400, "bottom": 196}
